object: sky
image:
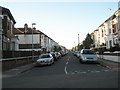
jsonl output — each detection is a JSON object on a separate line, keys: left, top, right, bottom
{"left": 0, "top": 0, "right": 119, "bottom": 49}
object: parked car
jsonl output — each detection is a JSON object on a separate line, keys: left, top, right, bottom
{"left": 79, "top": 49, "right": 98, "bottom": 63}
{"left": 73, "top": 51, "right": 78, "bottom": 56}
{"left": 55, "top": 52, "right": 61, "bottom": 59}
{"left": 76, "top": 50, "right": 81, "bottom": 58}
{"left": 51, "top": 52, "right": 58, "bottom": 61}
{"left": 36, "top": 53, "right": 54, "bottom": 66}
{"left": 60, "top": 51, "right": 65, "bottom": 57}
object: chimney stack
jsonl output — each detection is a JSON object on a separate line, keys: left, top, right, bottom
{"left": 24, "top": 23, "right": 28, "bottom": 33}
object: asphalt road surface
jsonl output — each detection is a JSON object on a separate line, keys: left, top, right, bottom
{"left": 2, "top": 52, "right": 119, "bottom": 88}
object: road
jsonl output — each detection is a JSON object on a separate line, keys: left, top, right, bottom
{"left": 2, "top": 52, "right": 119, "bottom": 88}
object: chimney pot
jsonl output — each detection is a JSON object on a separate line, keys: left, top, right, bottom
{"left": 24, "top": 23, "right": 28, "bottom": 33}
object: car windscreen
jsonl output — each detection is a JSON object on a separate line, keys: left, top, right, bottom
{"left": 40, "top": 55, "right": 50, "bottom": 58}
{"left": 82, "top": 50, "right": 95, "bottom": 54}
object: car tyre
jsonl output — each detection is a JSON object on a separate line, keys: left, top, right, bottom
{"left": 80, "top": 59, "right": 84, "bottom": 64}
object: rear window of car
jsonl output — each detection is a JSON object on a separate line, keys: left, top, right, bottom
{"left": 40, "top": 55, "right": 51, "bottom": 58}
{"left": 82, "top": 50, "right": 95, "bottom": 54}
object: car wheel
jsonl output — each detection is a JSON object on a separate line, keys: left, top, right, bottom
{"left": 80, "top": 59, "right": 84, "bottom": 63}
{"left": 52, "top": 60, "right": 54, "bottom": 64}
{"left": 48, "top": 63, "right": 52, "bottom": 66}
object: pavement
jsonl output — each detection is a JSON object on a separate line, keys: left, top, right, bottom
{"left": 2, "top": 62, "right": 36, "bottom": 78}
{"left": 98, "top": 58, "right": 120, "bottom": 69}
{"left": 2, "top": 57, "right": 120, "bottom": 78}
{"left": 99, "top": 55, "right": 120, "bottom": 63}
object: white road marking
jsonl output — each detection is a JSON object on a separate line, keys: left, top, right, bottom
{"left": 95, "top": 71, "right": 100, "bottom": 72}
{"left": 64, "top": 66, "right": 68, "bottom": 74}
{"left": 64, "top": 56, "right": 70, "bottom": 75}
{"left": 80, "top": 72, "right": 87, "bottom": 74}
{"left": 103, "top": 70, "right": 110, "bottom": 72}
{"left": 66, "top": 62, "right": 68, "bottom": 65}
{"left": 67, "top": 57, "right": 70, "bottom": 61}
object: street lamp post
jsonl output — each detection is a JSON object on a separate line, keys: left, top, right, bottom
{"left": 32, "top": 23, "right": 36, "bottom": 62}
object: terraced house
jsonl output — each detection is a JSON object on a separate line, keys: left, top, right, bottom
{"left": 40, "top": 32, "right": 59, "bottom": 52}
{"left": 91, "top": 8, "right": 120, "bottom": 50}
{"left": 14, "top": 24, "right": 41, "bottom": 51}
{"left": 0, "top": 7, "right": 2, "bottom": 59}
{"left": 0, "top": 6, "right": 18, "bottom": 52}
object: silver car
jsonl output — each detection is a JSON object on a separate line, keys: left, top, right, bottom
{"left": 36, "top": 53, "right": 54, "bottom": 66}
{"left": 79, "top": 49, "right": 98, "bottom": 63}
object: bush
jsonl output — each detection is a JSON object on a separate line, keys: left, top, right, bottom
{"left": 109, "top": 46, "right": 114, "bottom": 52}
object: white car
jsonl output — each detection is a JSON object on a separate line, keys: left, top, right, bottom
{"left": 36, "top": 53, "right": 54, "bottom": 66}
{"left": 79, "top": 49, "right": 98, "bottom": 63}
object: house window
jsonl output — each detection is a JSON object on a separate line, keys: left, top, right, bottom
{"left": 41, "top": 35, "right": 44, "bottom": 39}
{"left": 0, "top": 17, "right": 2, "bottom": 29}
{"left": 109, "top": 28, "right": 111, "bottom": 34}
{"left": 19, "top": 44, "right": 40, "bottom": 49}
{"left": 112, "top": 24, "right": 117, "bottom": 33}
{"left": 116, "top": 39, "right": 118, "bottom": 44}
{"left": 109, "top": 40, "right": 112, "bottom": 47}
{"left": 12, "top": 42, "right": 15, "bottom": 50}
{"left": 119, "top": 16, "right": 120, "bottom": 31}
{"left": 106, "top": 41, "right": 108, "bottom": 47}
{"left": 102, "top": 30, "right": 104, "bottom": 37}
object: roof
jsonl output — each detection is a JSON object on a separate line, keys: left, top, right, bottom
{"left": 98, "top": 9, "right": 119, "bottom": 28}
{"left": 17, "top": 27, "right": 40, "bottom": 34}
{"left": 1, "top": 6, "right": 16, "bottom": 24}
{"left": 13, "top": 28, "right": 24, "bottom": 34}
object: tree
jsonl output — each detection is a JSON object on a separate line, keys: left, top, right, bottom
{"left": 53, "top": 46, "right": 62, "bottom": 52}
{"left": 83, "top": 33, "right": 93, "bottom": 49}
{"left": 78, "top": 44, "right": 83, "bottom": 50}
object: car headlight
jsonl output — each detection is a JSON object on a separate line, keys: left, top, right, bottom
{"left": 81, "top": 56, "right": 86, "bottom": 60}
{"left": 37, "top": 60, "right": 41, "bottom": 62}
